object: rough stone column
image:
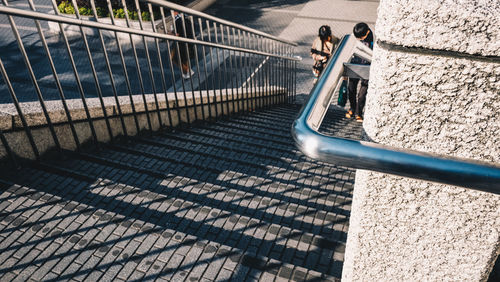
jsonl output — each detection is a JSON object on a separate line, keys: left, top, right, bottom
{"left": 342, "top": 0, "right": 500, "bottom": 281}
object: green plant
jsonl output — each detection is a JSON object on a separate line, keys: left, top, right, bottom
{"left": 78, "top": 7, "right": 92, "bottom": 16}
{"left": 113, "top": 8, "right": 125, "bottom": 18}
{"left": 64, "top": 3, "right": 75, "bottom": 15}
{"left": 141, "top": 11, "right": 150, "bottom": 21}
{"left": 57, "top": 0, "right": 155, "bottom": 20}
{"left": 58, "top": 1, "right": 66, "bottom": 14}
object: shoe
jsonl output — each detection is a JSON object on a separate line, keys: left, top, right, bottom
{"left": 355, "top": 115, "right": 363, "bottom": 122}
{"left": 182, "top": 69, "right": 195, "bottom": 79}
{"left": 345, "top": 110, "right": 353, "bottom": 118}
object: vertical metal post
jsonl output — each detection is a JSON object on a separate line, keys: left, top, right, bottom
{"left": 206, "top": 21, "right": 221, "bottom": 118}
{"left": 256, "top": 35, "right": 263, "bottom": 110}
{"left": 88, "top": 0, "right": 128, "bottom": 138}
{"left": 238, "top": 30, "right": 248, "bottom": 111}
{"left": 222, "top": 25, "right": 236, "bottom": 115}
{"left": 69, "top": 0, "right": 114, "bottom": 142}
{"left": 214, "top": 23, "right": 229, "bottom": 116}
{"left": 264, "top": 39, "right": 270, "bottom": 108}
{"left": 120, "top": 0, "right": 153, "bottom": 132}
{"left": 179, "top": 13, "right": 199, "bottom": 122}
{"left": 0, "top": 58, "right": 39, "bottom": 159}
{"left": 279, "top": 44, "right": 283, "bottom": 104}
{"left": 171, "top": 10, "right": 191, "bottom": 125}
{"left": 148, "top": 3, "right": 173, "bottom": 128}
{"left": 197, "top": 18, "right": 213, "bottom": 120}
{"left": 271, "top": 41, "right": 276, "bottom": 106}
{"left": 189, "top": 16, "right": 206, "bottom": 121}
{"left": 159, "top": 7, "right": 182, "bottom": 126}
{"left": 27, "top": 0, "right": 80, "bottom": 150}
{"left": 49, "top": 0, "right": 99, "bottom": 146}
{"left": 229, "top": 27, "right": 240, "bottom": 113}
{"left": 243, "top": 31, "right": 255, "bottom": 111}
{"left": 105, "top": 0, "right": 141, "bottom": 134}
{"left": 133, "top": 0, "right": 163, "bottom": 128}
{"left": 294, "top": 59, "right": 297, "bottom": 103}
{"left": 4, "top": 0, "right": 61, "bottom": 152}
{"left": 281, "top": 44, "right": 285, "bottom": 104}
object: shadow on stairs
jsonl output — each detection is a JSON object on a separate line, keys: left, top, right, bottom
{"left": 0, "top": 104, "right": 363, "bottom": 281}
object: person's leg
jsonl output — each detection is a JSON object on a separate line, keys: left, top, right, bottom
{"left": 347, "top": 78, "right": 359, "bottom": 117}
{"left": 356, "top": 79, "right": 368, "bottom": 119}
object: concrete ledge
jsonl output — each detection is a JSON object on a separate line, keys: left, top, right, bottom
{"left": 0, "top": 87, "right": 287, "bottom": 160}
{"left": 376, "top": 0, "right": 500, "bottom": 56}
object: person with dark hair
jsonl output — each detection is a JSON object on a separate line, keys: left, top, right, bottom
{"left": 169, "top": 11, "right": 196, "bottom": 79}
{"left": 311, "top": 25, "right": 339, "bottom": 82}
{"left": 345, "top": 22, "right": 373, "bottom": 122}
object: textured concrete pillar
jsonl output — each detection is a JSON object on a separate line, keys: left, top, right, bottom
{"left": 343, "top": 0, "right": 500, "bottom": 281}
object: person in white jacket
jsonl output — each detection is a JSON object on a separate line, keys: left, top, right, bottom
{"left": 310, "top": 25, "right": 339, "bottom": 82}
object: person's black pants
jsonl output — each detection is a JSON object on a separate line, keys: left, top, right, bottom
{"left": 348, "top": 78, "right": 368, "bottom": 117}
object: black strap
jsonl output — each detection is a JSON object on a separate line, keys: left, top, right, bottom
{"left": 311, "top": 48, "right": 330, "bottom": 57}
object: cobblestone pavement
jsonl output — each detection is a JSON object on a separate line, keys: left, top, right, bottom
{"left": 0, "top": 105, "right": 363, "bottom": 281}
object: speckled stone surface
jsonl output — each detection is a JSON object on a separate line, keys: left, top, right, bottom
{"left": 376, "top": 0, "right": 500, "bottom": 56}
{"left": 342, "top": 2, "right": 500, "bottom": 280}
{"left": 364, "top": 48, "right": 500, "bottom": 162}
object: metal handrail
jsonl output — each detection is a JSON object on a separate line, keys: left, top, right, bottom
{"left": 0, "top": 0, "right": 299, "bottom": 165}
{"left": 144, "top": 0, "right": 297, "bottom": 46}
{"left": 292, "top": 35, "right": 500, "bottom": 193}
{"left": 0, "top": 6, "right": 298, "bottom": 61}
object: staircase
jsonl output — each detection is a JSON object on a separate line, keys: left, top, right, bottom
{"left": 0, "top": 104, "right": 363, "bottom": 281}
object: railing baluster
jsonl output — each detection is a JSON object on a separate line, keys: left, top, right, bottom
{"left": 179, "top": 13, "right": 198, "bottom": 122}
{"left": 238, "top": 29, "right": 248, "bottom": 112}
{"left": 69, "top": 0, "right": 114, "bottom": 142}
{"left": 252, "top": 34, "right": 259, "bottom": 110}
{"left": 189, "top": 15, "right": 205, "bottom": 121}
{"left": 230, "top": 27, "right": 240, "bottom": 113}
{"left": 148, "top": 3, "right": 174, "bottom": 128}
{"left": 49, "top": 0, "right": 99, "bottom": 146}
{"left": 105, "top": 0, "right": 141, "bottom": 134}
{"left": 120, "top": 0, "right": 153, "bottom": 132}
{"left": 170, "top": 10, "right": 191, "bottom": 125}
{"left": 198, "top": 18, "right": 213, "bottom": 120}
{"left": 159, "top": 7, "right": 182, "bottom": 126}
{"left": 26, "top": 0, "right": 81, "bottom": 151}
{"left": 206, "top": 20, "right": 221, "bottom": 118}
{"left": 257, "top": 35, "right": 263, "bottom": 110}
{"left": 134, "top": 0, "right": 163, "bottom": 128}
{"left": 3, "top": 0, "right": 61, "bottom": 153}
{"left": 88, "top": 0, "right": 128, "bottom": 139}
{"left": 0, "top": 57, "right": 39, "bottom": 159}
{"left": 293, "top": 60, "right": 297, "bottom": 103}
{"left": 222, "top": 25, "right": 236, "bottom": 115}
{"left": 215, "top": 23, "right": 229, "bottom": 116}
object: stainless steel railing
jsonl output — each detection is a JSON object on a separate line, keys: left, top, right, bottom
{"left": 292, "top": 34, "right": 500, "bottom": 193}
{"left": 0, "top": 0, "right": 300, "bottom": 164}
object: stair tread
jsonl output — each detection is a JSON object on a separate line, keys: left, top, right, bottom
{"left": 0, "top": 105, "right": 359, "bottom": 280}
